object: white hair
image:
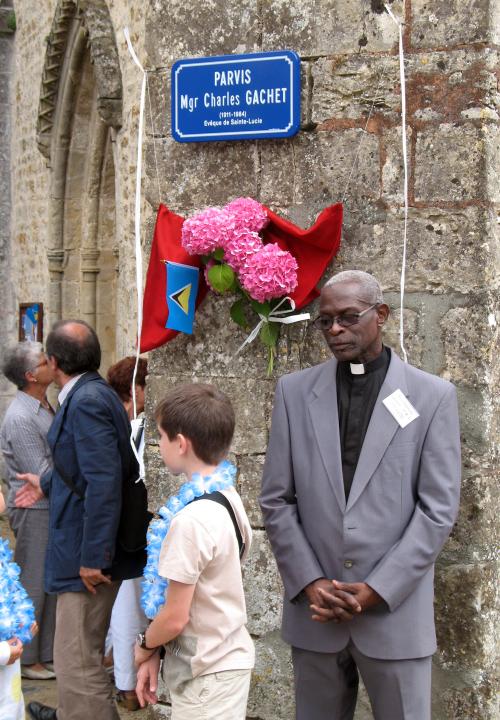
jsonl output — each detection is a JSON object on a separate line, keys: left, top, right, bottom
{"left": 324, "top": 270, "right": 384, "bottom": 304}
{"left": 2, "top": 342, "right": 44, "bottom": 390}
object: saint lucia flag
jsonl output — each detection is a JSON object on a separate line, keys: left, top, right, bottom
{"left": 165, "top": 261, "right": 199, "bottom": 334}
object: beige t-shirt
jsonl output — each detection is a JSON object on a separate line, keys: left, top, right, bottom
{"left": 158, "top": 487, "right": 255, "bottom": 691}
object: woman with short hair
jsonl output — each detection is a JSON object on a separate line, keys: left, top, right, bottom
{"left": 0, "top": 342, "right": 56, "bottom": 680}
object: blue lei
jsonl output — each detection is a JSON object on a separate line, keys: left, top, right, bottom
{"left": 0, "top": 537, "right": 36, "bottom": 643}
{"left": 141, "top": 459, "right": 237, "bottom": 620}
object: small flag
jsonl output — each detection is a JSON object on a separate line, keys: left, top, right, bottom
{"left": 165, "top": 261, "right": 199, "bottom": 334}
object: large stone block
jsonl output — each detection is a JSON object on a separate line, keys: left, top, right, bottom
{"left": 441, "top": 306, "right": 492, "bottom": 388}
{"left": 236, "top": 453, "right": 266, "bottom": 527}
{"left": 414, "top": 124, "right": 486, "bottom": 203}
{"left": 145, "top": 0, "right": 261, "bottom": 68}
{"left": 441, "top": 470, "right": 499, "bottom": 565}
{"left": 312, "top": 54, "right": 400, "bottom": 124}
{"left": 434, "top": 562, "right": 498, "bottom": 670}
{"left": 261, "top": 0, "right": 403, "bottom": 56}
{"left": 260, "top": 129, "right": 380, "bottom": 213}
{"left": 406, "top": 48, "right": 499, "bottom": 124}
{"left": 144, "top": 136, "right": 258, "bottom": 213}
{"left": 146, "top": 373, "right": 272, "bottom": 454}
{"left": 337, "top": 207, "right": 491, "bottom": 296}
{"left": 243, "top": 530, "right": 283, "bottom": 636}
{"left": 247, "top": 633, "right": 294, "bottom": 720}
{"left": 411, "top": 0, "right": 498, "bottom": 49}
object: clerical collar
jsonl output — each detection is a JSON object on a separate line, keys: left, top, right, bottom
{"left": 345, "top": 347, "right": 389, "bottom": 376}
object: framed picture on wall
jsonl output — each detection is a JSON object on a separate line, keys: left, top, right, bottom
{"left": 19, "top": 303, "right": 43, "bottom": 343}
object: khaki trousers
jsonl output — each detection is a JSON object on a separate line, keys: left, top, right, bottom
{"left": 54, "top": 582, "right": 120, "bottom": 720}
{"left": 170, "top": 668, "right": 252, "bottom": 720}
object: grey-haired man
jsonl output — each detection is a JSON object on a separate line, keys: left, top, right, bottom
{"left": 260, "top": 270, "right": 461, "bottom": 719}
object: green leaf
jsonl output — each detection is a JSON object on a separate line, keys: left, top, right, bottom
{"left": 230, "top": 299, "right": 248, "bottom": 329}
{"left": 207, "top": 263, "right": 236, "bottom": 294}
{"left": 259, "top": 321, "right": 280, "bottom": 347}
{"left": 213, "top": 248, "right": 225, "bottom": 261}
{"left": 250, "top": 299, "right": 271, "bottom": 318}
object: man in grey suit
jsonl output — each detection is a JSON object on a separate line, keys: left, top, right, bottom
{"left": 259, "top": 270, "right": 461, "bottom": 720}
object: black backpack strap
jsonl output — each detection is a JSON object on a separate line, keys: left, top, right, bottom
{"left": 193, "top": 491, "right": 245, "bottom": 559}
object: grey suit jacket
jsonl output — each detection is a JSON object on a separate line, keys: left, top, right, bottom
{"left": 259, "top": 350, "right": 461, "bottom": 660}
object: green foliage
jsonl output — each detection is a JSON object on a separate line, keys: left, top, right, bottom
{"left": 207, "top": 263, "right": 235, "bottom": 294}
{"left": 230, "top": 298, "right": 248, "bottom": 329}
{"left": 213, "top": 248, "right": 225, "bottom": 261}
{"left": 259, "top": 320, "right": 280, "bottom": 347}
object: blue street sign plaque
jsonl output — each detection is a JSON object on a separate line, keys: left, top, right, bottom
{"left": 171, "top": 50, "right": 301, "bottom": 143}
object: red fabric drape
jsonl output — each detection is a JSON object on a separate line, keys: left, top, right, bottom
{"left": 140, "top": 202, "right": 342, "bottom": 353}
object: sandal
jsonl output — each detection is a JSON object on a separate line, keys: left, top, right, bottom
{"left": 115, "top": 690, "right": 140, "bottom": 712}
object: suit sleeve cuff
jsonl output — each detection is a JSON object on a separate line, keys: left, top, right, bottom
{"left": 40, "top": 470, "right": 51, "bottom": 497}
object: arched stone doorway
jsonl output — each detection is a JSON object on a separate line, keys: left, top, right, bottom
{"left": 36, "top": 0, "right": 122, "bottom": 373}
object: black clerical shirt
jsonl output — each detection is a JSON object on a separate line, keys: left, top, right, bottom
{"left": 336, "top": 347, "right": 391, "bottom": 500}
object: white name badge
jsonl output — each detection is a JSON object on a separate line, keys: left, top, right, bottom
{"left": 383, "top": 389, "right": 419, "bottom": 428}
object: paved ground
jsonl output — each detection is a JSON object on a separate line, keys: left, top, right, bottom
{"left": 22, "top": 675, "right": 148, "bottom": 719}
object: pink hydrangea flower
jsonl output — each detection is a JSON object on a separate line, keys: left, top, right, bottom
{"left": 240, "top": 244, "right": 298, "bottom": 303}
{"left": 225, "top": 197, "right": 269, "bottom": 234}
{"left": 181, "top": 207, "right": 233, "bottom": 256}
{"left": 223, "top": 230, "right": 263, "bottom": 273}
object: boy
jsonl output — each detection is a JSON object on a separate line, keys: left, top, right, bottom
{"left": 134, "top": 383, "right": 254, "bottom": 719}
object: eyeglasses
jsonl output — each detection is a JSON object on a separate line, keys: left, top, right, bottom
{"left": 32, "top": 358, "right": 48, "bottom": 371}
{"left": 313, "top": 304, "right": 379, "bottom": 331}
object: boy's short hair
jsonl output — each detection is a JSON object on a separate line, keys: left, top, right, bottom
{"left": 155, "top": 383, "right": 235, "bottom": 465}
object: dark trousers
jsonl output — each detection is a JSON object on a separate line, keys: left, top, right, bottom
{"left": 292, "top": 643, "right": 432, "bottom": 720}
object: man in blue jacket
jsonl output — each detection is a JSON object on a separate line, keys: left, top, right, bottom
{"left": 16, "top": 320, "right": 145, "bottom": 720}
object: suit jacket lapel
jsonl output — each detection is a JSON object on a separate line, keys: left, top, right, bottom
{"left": 48, "top": 372, "right": 101, "bottom": 448}
{"left": 346, "top": 350, "right": 409, "bottom": 511}
{"left": 308, "top": 358, "right": 346, "bottom": 512}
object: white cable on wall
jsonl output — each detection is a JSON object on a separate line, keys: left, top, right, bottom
{"left": 385, "top": 3, "right": 409, "bottom": 363}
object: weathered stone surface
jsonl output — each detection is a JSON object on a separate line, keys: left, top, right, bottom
{"left": 146, "top": 373, "right": 272, "bottom": 455}
{"left": 236, "top": 454, "right": 266, "bottom": 527}
{"left": 441, "top": 306, "right": 492, "bottom": 388}
{"left": 243, "top": 530, "right": 283, "bottom": 636}
{"left": 260, "top": 129, "right": 380, "bottom": 213}
{"left": 414, "top": 124, "right": 486, "bottom": 203}
{"left": 247, "top": 633, "right": 294, "bottom": 720}
{"left": 145, "top": 0, "right": 261, "bottom": 68}
{"left": 339, "top": 208, "right": 493, "bottom": 295}
{"left": 144, "top": 136, "right": 259, "bottom": 213}
{"left": 434, "top": 562, "right": 498, "bottom": 670}
{"left": 312, "top": 54, "right": 400, "bottom": 124}
{"left": 441, "top": 470, "right": 498, "bottom": 565}
{"left": 261, "top": 0, "right": 403, "bottom": 56}
{"left": 411, "top": 0, "right": 499, "bottom": 48}
{"left": 406, "top": 48, "right": 500, "bottom": 124}
{"left": 149, "top": 704, "right": 172, "bottom": 719}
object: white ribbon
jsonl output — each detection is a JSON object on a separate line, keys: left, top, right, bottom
{"left": 384, "top": 4, "right": 409, "bottom": 363}
{"left": 234, "top": 297, "right": 310, "bottom": 357}
{"left": 124, "top": 27, "right": 147, "bottom": 476}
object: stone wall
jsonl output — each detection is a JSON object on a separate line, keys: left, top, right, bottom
{"left": 143, "top": 1, "right": 499, "bottom": 718}
{"left": 2, "top": 0, "right": 498, "bottom": 717}
{"left": 0, "top": 0, "right": 15, "bottom": 452}
{"left": 5, "top": 0, "right": 149, "bottom": 369}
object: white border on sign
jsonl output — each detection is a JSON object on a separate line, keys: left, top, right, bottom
{"left": 173, "top": 55, "right": 296, "bottom": 139}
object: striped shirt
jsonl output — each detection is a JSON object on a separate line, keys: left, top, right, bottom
{"left": 0, "top": 391, "right": 54, "bottom": 510}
